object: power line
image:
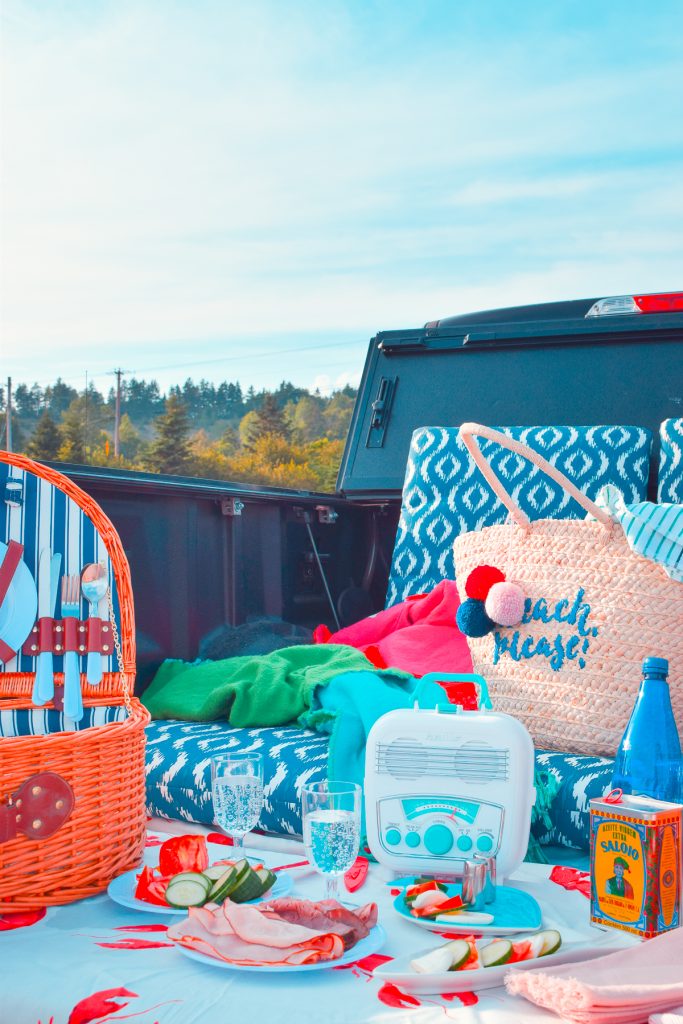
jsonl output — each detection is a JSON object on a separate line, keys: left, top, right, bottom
{"left": 7, "top": 338, "right": 367, "bottom": 388}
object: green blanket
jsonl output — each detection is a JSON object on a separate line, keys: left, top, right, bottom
{"left": 141, "top": 644, "right": 408, "bottom": 726}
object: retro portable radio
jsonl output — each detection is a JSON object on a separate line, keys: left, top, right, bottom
{"left": 364, "top": 677, "right": 536, "bottom": 880}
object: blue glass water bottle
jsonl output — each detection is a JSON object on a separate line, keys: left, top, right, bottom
{"left": 612, "top": 657, "right": 682, "bottom": 802}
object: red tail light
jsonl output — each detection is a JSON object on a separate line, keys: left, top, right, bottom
{"left": 586, "top": 292, "right": 683, "bottom": 316}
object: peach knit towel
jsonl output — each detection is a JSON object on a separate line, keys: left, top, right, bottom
{"left": 505, "top": 928, "right": 683, "bottom": 1024}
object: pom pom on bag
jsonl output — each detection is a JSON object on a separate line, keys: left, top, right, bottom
{"left": 453, "top": 424, "right": 683, "bottom": 757}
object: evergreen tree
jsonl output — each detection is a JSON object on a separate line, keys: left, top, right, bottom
{"left": 58, "top": 397, "right": 87, "bottom": 463}
{"left": 248, "top": 393, "right": 290, "bottom": 445}
{"left": 27, "top": 411, "right": 61, "bottom": 460}
{"left": 44, "top": 378, "right": 78, "bottom": 418}
{"left": 118, "top": 413, "right": 143, "bottom": 460}
{"left": 14, "top": 383, "right": 43, "bottom": 419}
{"left": 147, "top": 395, "right": 193, "bottom": 474}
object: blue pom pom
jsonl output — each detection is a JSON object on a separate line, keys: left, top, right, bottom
{"left": 456, "top": 598, "right": 495, "bottom": 638}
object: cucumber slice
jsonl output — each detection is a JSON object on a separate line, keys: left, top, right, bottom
{"left": 165, "top": 876, "right": 212, "bottom": 908}
{"left": 229, "top": 866, "right": 268, "bottom": 903}
{"left": 207, "top": 867, "right": 237, "bottom": 903}
{"left": 168, "top": 871, "right": 212, "bottom": 890}
{"left": 481, "top": 939, "right": 513, "bottom": 967}
{"left": 410, "top": 939, "right": 472, "bottom": 974}
{"left": 539, "top": 929, "right": 562, "bottom": 956}
{"left": 254, "top": 867, "right": 276, "bottom": 899}
{"left": 203, "top": 864, "right": 233, "bottom": 882}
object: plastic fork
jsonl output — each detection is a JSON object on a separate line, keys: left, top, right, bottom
{"left": 61, "top": 574, "right": 84, "bottom": 722}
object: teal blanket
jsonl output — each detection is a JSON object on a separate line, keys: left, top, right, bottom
{"left": 298, "top": 669, "right": 447, "bottom": 829}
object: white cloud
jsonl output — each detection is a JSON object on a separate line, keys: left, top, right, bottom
{"left": 1, "top": 0, "right": 682, "bottom": 390}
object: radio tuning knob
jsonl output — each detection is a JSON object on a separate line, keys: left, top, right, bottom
{"left": 423, "top": 824, "right": 453, "bottom": 856}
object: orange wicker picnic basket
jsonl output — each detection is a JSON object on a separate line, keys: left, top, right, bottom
{"left": 0, "top": 451, "right": 149, "bottom": 911}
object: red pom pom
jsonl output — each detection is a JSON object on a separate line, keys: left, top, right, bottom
{"left": 465, "top": 564, "right": 505, "bottom": 600}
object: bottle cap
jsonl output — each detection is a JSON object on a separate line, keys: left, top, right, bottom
{"left": 642, "top": 656, "right": 669, "bottom": 676}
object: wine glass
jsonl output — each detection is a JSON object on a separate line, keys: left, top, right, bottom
{"left": 301, "top": 780, "right": 361, "bottom": 901}
{"left": 211, "top": 752, "right": 264, "bottom": 854}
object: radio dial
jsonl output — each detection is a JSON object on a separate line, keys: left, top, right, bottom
{"left": 423, "top": 824, "right": 453, "bottom": 855}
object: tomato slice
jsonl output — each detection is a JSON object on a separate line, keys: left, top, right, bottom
{"left": 508, "top": 940, "right": 533, "bottom": 963}
{"left": 158, "top": 834, "right": 209, "bottom": 876}
{"left": 134, "top": 866, "right": 173, "bottom": 906}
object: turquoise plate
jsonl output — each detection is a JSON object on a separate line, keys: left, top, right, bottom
{"left": 392, "top": 876, "right": 542, "bottom": 935}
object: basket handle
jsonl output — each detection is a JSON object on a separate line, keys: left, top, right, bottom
{"left": 458, "top": 423, "right": 614, "bottom": 531}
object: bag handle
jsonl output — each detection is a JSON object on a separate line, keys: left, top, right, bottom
{"left": 458, "top": 423, "right": 614, "bottom": 531}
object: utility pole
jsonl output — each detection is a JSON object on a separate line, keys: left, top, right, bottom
{"left": 84, "top": 371, "right": 88, "bottom": 461}
{"left": 111, "top": 368, "right": 128, "bottom": 458}
{"left": 5, "top": 377, "right": 12, "bottom": 452}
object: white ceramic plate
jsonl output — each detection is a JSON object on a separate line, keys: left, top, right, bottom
{"left": 108, "top": 852, "right": 293, "bottom": 915}
{"left": 175, "top": 923, "right": 386, "bottom": 973}
{"left": 374, "top": 936, "right": 624, "bottom": 994}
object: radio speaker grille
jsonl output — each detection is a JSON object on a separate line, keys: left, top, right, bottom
{"left": 376, "top": 739, "right": 509, "bottom": 782}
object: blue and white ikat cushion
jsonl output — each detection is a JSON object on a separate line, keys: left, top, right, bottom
{"left": 386, "top": 424, "right": 652, "bottom": 607}
{"left": 658, "top": 418, "right": 683, "bottom": 503}
{"left": 144, "top": 720, "right": 328, "bottom": 837}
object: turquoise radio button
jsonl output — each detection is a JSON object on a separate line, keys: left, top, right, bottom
{"left": 385, "top": 828, "right": 401, "bottom": 846}
{"left": 405, "top": 831, "right": 421, "bottom": 848}
{"left": 456, "top": 834, "right": 473, "bottom": 852}
{"left": 476, "top": 833, "right": 494, "bottom": 853}
{"left": 423, "top": 824, "right": 453, "bottom": 855}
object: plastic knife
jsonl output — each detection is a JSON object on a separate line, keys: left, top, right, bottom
{"left": 33, "top": 548, "right": 56, "bottom": 704}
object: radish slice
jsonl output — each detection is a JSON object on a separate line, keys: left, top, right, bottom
{"left": 412, "top": 889, "right": 451, "bottom": 909}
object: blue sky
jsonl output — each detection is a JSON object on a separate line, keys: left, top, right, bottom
{"left": 1, "top": 0, "right": 682, "bottom": 396}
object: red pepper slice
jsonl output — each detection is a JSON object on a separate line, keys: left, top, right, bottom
{"left": 344, "top": 857, "right": 369, "bottom": 893}
{"left": 158, "top": 834, "right": 209, "bottom": 876}
{"left": 405, "top": 880, "right": 441, "bottom": 900}
{"left": 134, "top": 866, "right": 173, "bottom": 906}
{"left": 420, "top": 895, "right": 465, "bottom": 916}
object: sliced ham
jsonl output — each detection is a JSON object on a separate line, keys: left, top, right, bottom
{"left": 262, "top": 898, "right": 378, "bottom": 950}
{"left": 167, "top": 899, "right": 345, "bottom": 966}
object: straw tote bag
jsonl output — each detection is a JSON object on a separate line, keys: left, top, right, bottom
{"left": 452, "top": 424, "right": 683, "bottom": 756}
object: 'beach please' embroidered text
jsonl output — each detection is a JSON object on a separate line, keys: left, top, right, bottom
{"left": 492, "top": 588, "right": 597, "bottom": 671}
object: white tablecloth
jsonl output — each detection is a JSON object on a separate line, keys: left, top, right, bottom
{"left": 0, "top": 830, "right": 634, "bottom": 1024}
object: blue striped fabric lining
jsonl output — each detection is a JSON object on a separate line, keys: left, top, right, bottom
{"left": 0, "top": 462, "right": 122, "bottom": 674}
{"left": 0, "top": 705, "right": 129, "bottom": 737}
{"left": 595, "top": 485, "right": 683, "bottom": 581}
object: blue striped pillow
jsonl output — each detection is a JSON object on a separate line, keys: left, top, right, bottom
{"left": 0, "top": 705, "right": 129, "bottom": 737}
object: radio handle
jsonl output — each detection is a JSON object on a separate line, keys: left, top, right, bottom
{"left": 415, "top": 672, "right": 492, "bottom": 710}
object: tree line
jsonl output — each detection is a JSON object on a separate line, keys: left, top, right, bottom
{"left": 0, "top": 377, "right": 357, "bottom": 492}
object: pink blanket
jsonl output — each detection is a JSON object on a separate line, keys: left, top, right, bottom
{"left": 167, "top": 898, "right": 377, "bottom": 967}
{"left": 314, "top": 581, "right": 473, "bottom": 678}
{"left": 505, "top": 928, "right": 683, "bottom": 1024}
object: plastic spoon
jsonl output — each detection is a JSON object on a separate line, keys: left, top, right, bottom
{"left": 80, "top": 563, "right": 108, "bottom": 685}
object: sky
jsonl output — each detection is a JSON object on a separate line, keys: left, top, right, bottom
{"left": 1, "top": 0, "right": 682, "bottom": 398}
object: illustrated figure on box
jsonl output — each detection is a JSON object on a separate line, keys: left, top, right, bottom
{"left": 606, "top": 856, "right": 634, "bottom": 899}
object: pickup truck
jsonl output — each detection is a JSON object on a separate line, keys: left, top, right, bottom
{"left": 48, "top": 290, "right": 681, "bottom": 688}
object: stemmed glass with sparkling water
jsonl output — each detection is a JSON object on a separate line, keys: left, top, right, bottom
{"left": 302, "top": 781, "right": 361, "bottom": 901}
{"left": 211, "top": 752, "right": 264, "bottom": 853}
